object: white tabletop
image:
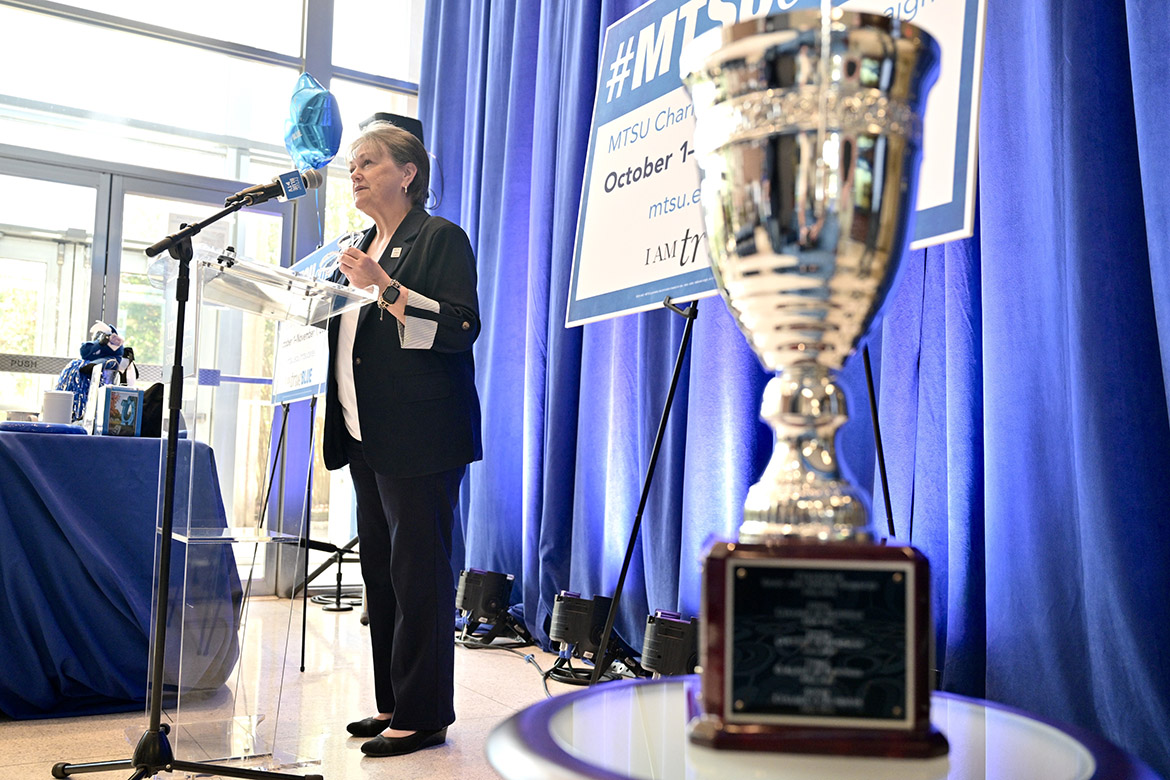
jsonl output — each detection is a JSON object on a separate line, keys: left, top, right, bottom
{"left": 487, "top": 675, "right": 1157, "bottom": 780}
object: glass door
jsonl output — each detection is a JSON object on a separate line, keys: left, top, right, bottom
{"left": 1, "top": 144, "right": 327, "bottom": 595}
{"left": 0, "top": 159, "right": 107, "bottom": 419}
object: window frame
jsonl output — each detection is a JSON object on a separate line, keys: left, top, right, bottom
{"left": 0, "top": 0, "right": 421, "bottom": 597}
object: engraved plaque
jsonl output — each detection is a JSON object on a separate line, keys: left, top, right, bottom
{"left": 691, "top": 541, "right": 947, "bottom": 757}
{"left": 729, "top": 560, "right": 912, "bottom": 725}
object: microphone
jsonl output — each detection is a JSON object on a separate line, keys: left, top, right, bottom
{"left": 226, "top": 168, "right": 324, "bottom": 207}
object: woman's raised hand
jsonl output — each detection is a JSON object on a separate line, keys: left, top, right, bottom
{"left": 339, "top": 245, "right": 390, "bottom": 292}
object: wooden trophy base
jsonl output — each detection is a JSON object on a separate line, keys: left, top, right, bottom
{"left": 689, "top": 713, "right": 950, "bottom": 757}
{"left": 692, "top": 540, "right": 948, "bottom": 757}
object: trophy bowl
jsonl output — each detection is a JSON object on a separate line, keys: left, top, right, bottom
{"left": 684, "top": 10, "right": 938, "bottom": 544}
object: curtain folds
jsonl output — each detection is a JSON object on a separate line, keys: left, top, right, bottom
{"left": 976, "top": 1, "right": 1170, "bottom": 770}
{"left": 418, "top": 1, "right": 1170, "bottom": 775}
{"left": 422, "top": 0, "right": 769, "bottom": 650}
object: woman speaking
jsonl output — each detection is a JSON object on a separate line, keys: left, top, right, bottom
{"left": 323, "top": 120, "right": 481, "bottom": 758}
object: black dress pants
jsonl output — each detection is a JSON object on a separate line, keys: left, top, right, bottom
{"left": 345, "top": 434, "right": 463, "bottom": 731}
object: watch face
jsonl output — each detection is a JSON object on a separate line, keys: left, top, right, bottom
{"left": 382, "top": 284, "right": 400, "bottom": 305}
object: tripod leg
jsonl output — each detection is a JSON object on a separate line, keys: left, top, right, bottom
{"left": 473, "top": 622, "right": 505, "bottom": 644}
{"left": 504, "top": 614, "right": 534, "bottom": 644}
{"left": 51, "top": 759, "right": 134, "bottom": 777}
{"left": 169, "top": 759, "right": 323, "bottom": 780}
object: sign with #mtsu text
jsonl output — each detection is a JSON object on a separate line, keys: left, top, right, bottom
{"left": 565, "top": 0, "right": 986, "bottom": 327}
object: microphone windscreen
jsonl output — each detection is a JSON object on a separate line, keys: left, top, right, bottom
{"left": 302, "top": 168, "right": 325, "bottom": 189}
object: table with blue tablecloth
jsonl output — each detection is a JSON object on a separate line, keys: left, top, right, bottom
{"left": 0, "top": 431, "right": 242, "bottom": 719}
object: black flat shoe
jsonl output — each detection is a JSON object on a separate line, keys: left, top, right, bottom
{"left": 346, "top": 717, "right": 392, "bottom": 738}
{"left": 360, "top": 727, "right": 447, "bottom": 757}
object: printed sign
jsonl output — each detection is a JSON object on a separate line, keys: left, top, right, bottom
{"left": 566, "top": 0, "right": 986, "bottom": 327}
{"left": 272, "top": 323, "right": 329, "bottom": 404}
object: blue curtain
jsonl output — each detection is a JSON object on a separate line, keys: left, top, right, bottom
{"left": 420, "top": 0, "right": 770, "bottom": 649}
{"left": 418, "top": 1, "right": 1170, "bottom": 775}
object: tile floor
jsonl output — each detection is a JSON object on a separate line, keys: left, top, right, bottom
{"left": 0, "top": 596, "right": 582, "bottom": 780}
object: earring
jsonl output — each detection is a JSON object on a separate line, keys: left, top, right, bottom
{"left": 402, "top": 184, "right": 409, "bottom": 195}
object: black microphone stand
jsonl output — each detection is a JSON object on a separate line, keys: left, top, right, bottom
{"left": 53, "top": 202, "right": 322, "bottom": 780}
{"left": 299, "top": 536, "right": 362, "bottom": 612}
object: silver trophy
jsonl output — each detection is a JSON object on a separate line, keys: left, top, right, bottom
{"left": 684, "top": 11, "right": 938, "bottom": 544}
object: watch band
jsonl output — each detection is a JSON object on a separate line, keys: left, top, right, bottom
{"left": 377, "top": 279, "right": 402, "bottom": 320}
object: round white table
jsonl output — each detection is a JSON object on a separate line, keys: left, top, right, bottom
{"left": 486, "top": 675, "right": 1159, "bottom": 780}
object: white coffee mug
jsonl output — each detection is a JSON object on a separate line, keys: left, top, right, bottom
{"left": 41, "top": 390, "right": 75, "bottom": 424}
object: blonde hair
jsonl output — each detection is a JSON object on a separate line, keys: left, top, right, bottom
{"left": 348, "top": 120, "right": 430, "bottom": 207}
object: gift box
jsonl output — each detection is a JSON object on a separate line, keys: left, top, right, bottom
{"left": 95, "top": 386, "right": 144, "bottom": 436}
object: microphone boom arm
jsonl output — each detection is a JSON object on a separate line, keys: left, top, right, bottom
{"left": 145, "top": 200, "right": 246, "bottom": 259}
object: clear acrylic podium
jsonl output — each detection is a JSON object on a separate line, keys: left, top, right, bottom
{"left": 144, "top": 246, "right": 375, "bottom": 776}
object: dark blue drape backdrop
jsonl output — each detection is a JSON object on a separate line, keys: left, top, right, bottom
{"left": 418, "top": 1, "right": 1170, "bottom": 775}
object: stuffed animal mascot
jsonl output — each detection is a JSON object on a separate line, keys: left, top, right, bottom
{"left": 55, "top": 321, "right": 135, "bottom": 422}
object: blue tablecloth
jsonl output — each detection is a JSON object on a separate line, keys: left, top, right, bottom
{"left": 0, "top": 432, "right": 242, "bottom": 718}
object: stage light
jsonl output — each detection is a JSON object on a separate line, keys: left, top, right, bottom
{"left": 455, "top": 568, "right": 532, "bottom": 646}
{"left": 457, "top": 568, "right": 510, "bottom": 624}
{"left": 548, "top": 591, "right": 645, "bottom": 685}
{"left": 549, "top": 591, "right": 608, "bottom": 660}
{"left": 641, "top": 610, "right": 698, "bottom": 676}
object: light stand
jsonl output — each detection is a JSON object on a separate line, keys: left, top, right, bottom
{"left": 863, "top": 344, "right": 897, "bottom": 538}
{"left": 588, "top": 298, "right": 696, "bottom": 686}
{"left": 585, "top": 302, "right": 899, "bottom": 691}
{"left": 52, "top": 205, "right": 321, "bottom": 780}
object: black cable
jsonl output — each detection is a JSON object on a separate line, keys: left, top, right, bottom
{"left": 523, "top": 654, "right": 546, "bottom": 677}
{"left": 453, "top": 627, "right": 637, "bottom": 700}
{"left": 453, "top": 632, "right": 555, "bottom": 698}
{"left": 455, "top": 635, "right": 533, "bottom": 651}
{"left": 455, "top": 637, "right": 546, "bottom": 663}
{"left": 545, "top": 657, "right": 622, "bottom": 687}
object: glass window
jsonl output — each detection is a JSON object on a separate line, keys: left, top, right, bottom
{"left": 323, "top": 78, "right": 420, "bottom": 241}
{"left": 0, "top": 6, "right": 298, "bottom": 180}
{"left": 332, "top": 0, "right": 426, "bottom": 83}
{"left": 119, "top": 193, "right": 284, "bottom": 366}
{"left": 330, "top": 77, "right": 419, "bottom": 154}
{"left": 56, "top": 0, "right": 303, "bottom": 57}
{"left": 323, "top": 167, "right": 369, "bottom": 242}
{"left": 0, "top": 0, "right": 413, "bottom": 592}
{"left": 0, "top": 173, "right": 97, "bottom": 418}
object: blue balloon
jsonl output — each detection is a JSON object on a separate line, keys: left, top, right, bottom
{"left": 284, "top": 72, "right": 342, "bottom": 171}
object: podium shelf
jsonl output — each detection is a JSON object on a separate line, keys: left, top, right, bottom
{"left": 172, "top": 526, "right": 301, "bottom": 545}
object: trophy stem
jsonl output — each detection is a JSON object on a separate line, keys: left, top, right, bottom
{"left": 740, "top": 364, "right": 869, "bottom": 543}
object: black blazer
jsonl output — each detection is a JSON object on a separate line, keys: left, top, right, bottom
{"left": 323, "top": 207, "right": 482, "bottom": 478}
